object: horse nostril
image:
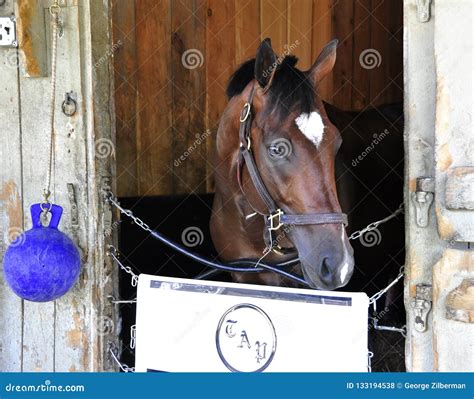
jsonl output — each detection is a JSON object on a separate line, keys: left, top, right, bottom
{"left": 320, "top": 257, "right": 334, "bottom": 285}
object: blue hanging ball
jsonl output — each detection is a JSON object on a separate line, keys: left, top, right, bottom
{"left": 3, "top": 204, "right": 81, "bottom": 302}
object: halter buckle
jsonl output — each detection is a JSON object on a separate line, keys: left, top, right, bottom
{"left": 267, "top": 209, "right": 284, "bottom": 231}
{"left": 239, "top": 136, "right": 251, "bottom": 151}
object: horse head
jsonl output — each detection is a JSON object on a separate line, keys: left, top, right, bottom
{"left": 211, "top": 38, "right": 354, "bottom": 290}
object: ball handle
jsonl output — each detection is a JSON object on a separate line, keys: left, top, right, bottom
{"left": 31, "top": 203, "right": 63, "bottom": 229}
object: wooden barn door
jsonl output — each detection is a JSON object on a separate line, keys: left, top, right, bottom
{"left": 404, "top": 0, "right": 473, "bottom": 371}
{"left": 0, "top": 0, "right": 116, "bottom": 371}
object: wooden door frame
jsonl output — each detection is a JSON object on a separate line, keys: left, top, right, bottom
{"left": 0, "top": 0, "right": 117, "bottom": 371}
{"left": 404, "top": 0, "right": 474, "bottom": 371}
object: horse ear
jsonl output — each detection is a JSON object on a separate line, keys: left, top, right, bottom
{"left": 309, "top": 39, "right": 338, "bottom": 84}
{"left": 255, "top": 38, "right": 277, "bottom": 89}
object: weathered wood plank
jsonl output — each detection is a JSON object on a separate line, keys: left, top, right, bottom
{"left": 351, "top": 0, "right": 371, "bottom": 110}
{"left": 288, "top": 0, "right": 312, "bottom": 70}
{"left": 17, "top": 2, "right": 55, "bottom": 370}
{"left": 135, "top": 0, "right": 173, "bottom": 196}
{"left": 171, "top": 0, "right": 207, "bottom": 195}
{"left": 260, "top": 0, "right": 288, "bottom": 55}
{"left": 433, "top": 0, "right": 474, "bottom": 242}
{"left": 0, "top": 0, "right": 24, "bottom": 371}
{"left": 0, "top": 0, "right": 114, "bottom": 372}
{"left": 205, "top": 0, "right": 236, "bottom": 192}
{"left": 112, "top": 0, "right": 139, "bottom": 198}
{"left": 369, "top": 0, "right": 390, "bottom": 106}
{"left": 51, "top": 4, "right": 94, "bottom": 371}
{"left": 311, "top": 0, "right": 333, "bottom": 101}
{"left": 235, "top": 0, "right": 260, "bottom": 64}
{"left": 331, "top": 0, "right": 354, "bottom": 110}
{"left": 86, "top": 0, "right": 118, "bottom": 371}
{"left": 403, "top": 0, "right": 436, "bottom": 371}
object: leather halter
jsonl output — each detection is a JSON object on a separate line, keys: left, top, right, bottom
{"left": 237, "top": 84, "right": 348, "bottom": 254}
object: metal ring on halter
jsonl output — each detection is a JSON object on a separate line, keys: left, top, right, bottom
{"left": 239, "top": 103, "right": 251, "bottom": 122}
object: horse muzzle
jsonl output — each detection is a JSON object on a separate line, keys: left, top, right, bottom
{"left": 291, "top": 224, "right": 355, "bottom": 290}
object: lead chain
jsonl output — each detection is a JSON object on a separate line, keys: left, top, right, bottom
{"left": 369, "top": 266, "right": 406, "bottom": 336}
{"left": 348, "top": 203, "right": 404, "bottom": 241}
{"left": 369, "top": 266, "right": 405, "bottom": 305}
{"left": 108, "top": 192, "right": 404, "bottom": 246}
{"left": 367, "top": 351, "right": 374, "bottom": 372}
{"left": 107, "top": 245, "right": 139, "bottom": 287}
{"left": 130, "top": 325, "right": 136, "bottom": 350}
{"left": 108, "top": 344, "right": 135, "bottom": 373}
{"left": 108, "top": 194, "right": 151, "bottom": 232}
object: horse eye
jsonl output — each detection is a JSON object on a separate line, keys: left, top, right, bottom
{"left": 268, "top": 145, "right": 286, "bottom": 158}
{"left": 267, "top": 139, "right": 293, "bottom": 159}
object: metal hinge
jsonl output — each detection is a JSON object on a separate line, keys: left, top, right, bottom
{"left": 412, "top": 176, "right": 434, "bottom": 228}
{"left": 410, "top": 284, "right": 432, "bottom": 332}
{"left": 416, "top": 0, "right": 432, "bottom": 22}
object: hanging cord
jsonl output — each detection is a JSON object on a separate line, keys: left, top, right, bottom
{"left": 41, "top": 1, "right": 62, "bottom": 212}
{"left": 106, "top": 193, "right": 309, "bottom": 286}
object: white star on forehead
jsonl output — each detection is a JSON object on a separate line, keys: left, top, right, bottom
{"left": 295, "top": 112, "right": 325, "bottom": 147}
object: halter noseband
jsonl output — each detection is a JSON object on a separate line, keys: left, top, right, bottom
{"left": 237, "top": 84, "right": 348, "bottom": 254}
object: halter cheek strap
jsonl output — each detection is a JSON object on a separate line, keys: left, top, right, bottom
{"left": 237, "top": 84, "right": 348, "bottom": 253}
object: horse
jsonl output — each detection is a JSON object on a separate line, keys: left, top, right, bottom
{"left": 210, "top": 38, "right": 404, "bottom": 297}
{"left": 210, "top": 38, "right": 354, "bottom": 290}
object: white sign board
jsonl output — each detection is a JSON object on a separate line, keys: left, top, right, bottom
{"left": 135, "top": 274, "right": 369, "bottom": 372}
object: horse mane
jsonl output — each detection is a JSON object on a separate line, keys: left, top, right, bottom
{"left": 226, "top": 55, "right": 315, "bottom": 115}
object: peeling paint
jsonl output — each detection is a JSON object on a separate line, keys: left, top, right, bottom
{"left": 16, "top": 0, "right": 42, "bottom": 77}
{"left": 445, "top": 279, "right": 474, "bottom": 323}
{"left": 437, "top": 143, "right": 453, "bottom": 171}
{"left": 435, "top": 77, "right": 452, "bottom": 140}
{"left": 435, "top": 205, "right": 456, "bottom": 240}
{"left": 65, "top": 307, "right": 90, "bottom": 368}
{"left": 432, "top": 249, "right": 474, "bottom": 371}
{"left": 0, "top": 180, "right": 23, "bottom": 232}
